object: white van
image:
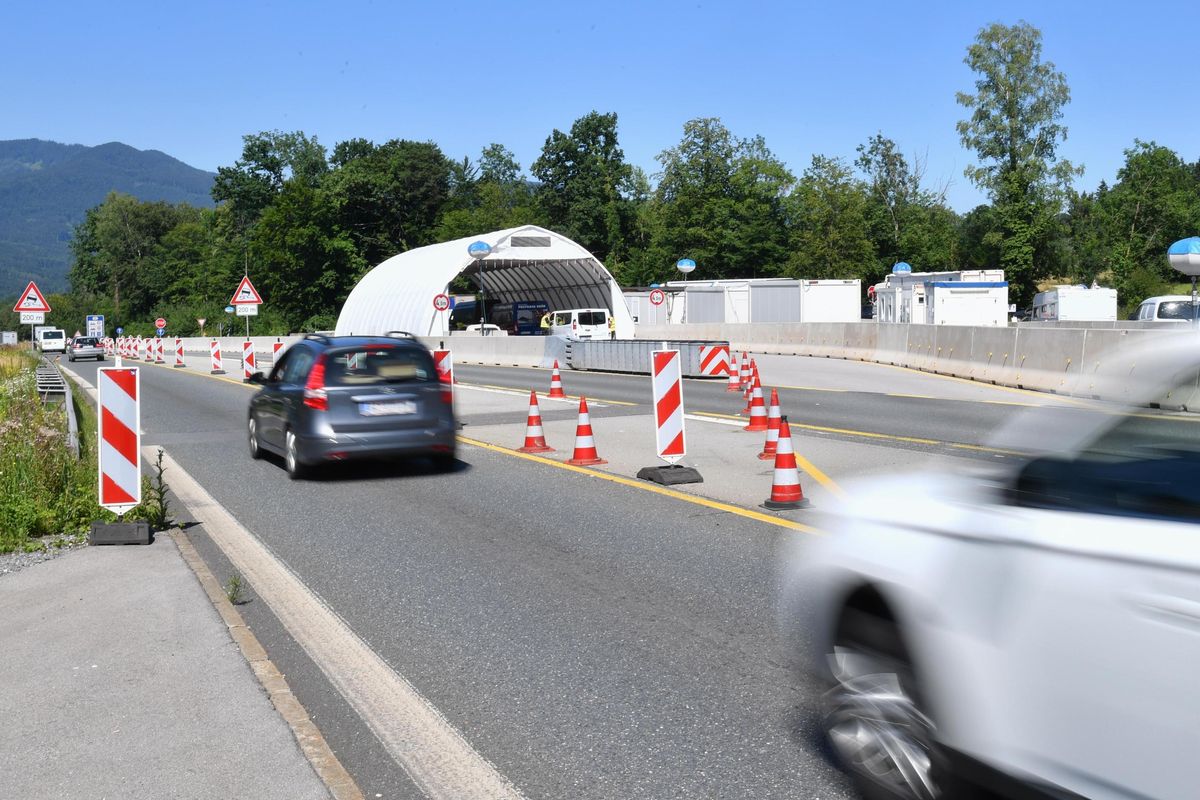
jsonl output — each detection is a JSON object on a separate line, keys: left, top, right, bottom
{"left": 1132, "top": 295, "right": 1199, "bottom": 323}
{"left": 36, "top": 328, "right": 67, "bottom": 353}
{"left": 549, "top": 308, "right": 610, "bottom": 340}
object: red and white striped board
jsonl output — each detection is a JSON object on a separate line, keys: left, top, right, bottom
{"left": 698, "top": 345, "right": 730, "bottom": 376}
{"left": 97, "top": 367, "right": 141, "bottom": 514}
{"left": 432, "top": 349, "right": 453, "bottom": 385}
{"left": 272, "top": 341, "right": 284, "bottom": 363}
{"left": 651, "top": 349, "right": 686, "bottom": 463}
{"left": 155, "top": 337, "right": 166, "bottom": 364}
{"left": 174, "top": 337, "right": 185, "bottom": 368}
{"left": 242, "top": 340, "right": 256, "bottom": 382}
{"left": 210, "top": 340, "right": 225, "bottom": 375}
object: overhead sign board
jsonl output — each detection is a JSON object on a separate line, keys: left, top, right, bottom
{"left": 230, "top": 276, "right": 263, "bottom": 305}
{"left": 13, "top": 281, "right": 51, "bottom": 313}
{"left": 20, "top": 312, "right": 45, "bottom": 324}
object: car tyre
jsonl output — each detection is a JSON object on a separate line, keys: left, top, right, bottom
{"left": 821, "top": 612, "right": 947, "bottom": 800}
{"left": 248, "top": 416, "right": 262, "bottom": 460}
{"left": 284, "top": 428, "right": 307, "bottom": 479}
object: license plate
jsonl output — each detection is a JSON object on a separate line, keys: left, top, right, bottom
{"left": 359, "top": 401, "right": 417, "bottom": 416}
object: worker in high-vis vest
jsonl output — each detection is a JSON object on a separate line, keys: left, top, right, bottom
{"left": 608, "top": 314, "right": 617, "bottom": 340}
{"left": 540, "top": 311, "right": 552, "bottom": 334}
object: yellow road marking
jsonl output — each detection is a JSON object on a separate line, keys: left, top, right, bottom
{"left": 456, "top": 435, "right": 821, "bottom": 534}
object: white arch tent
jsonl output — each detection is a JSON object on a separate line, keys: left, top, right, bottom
{"left": 335, "top": 225, "right": 635, "bottom": 338}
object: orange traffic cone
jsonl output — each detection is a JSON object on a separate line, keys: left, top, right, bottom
{"left": 566, "top": 397, "right": 607, "bottom": 466}
{"left": 744, "top": 379, "right": 768, "bottom": 431}
{"left": 726, "top": 351, "right": 742, "bottom": 392}
{"left": 742, "top": 359, "right": 758, "bottom": 413}
{"left": 518, "top": 390, "right": 554, "bottom": 453}
{"left": 548, "top": 359, "right": 566, "bottom": 398}
{"left": 739, "top": 352, "right": 751, "bottom": 390}
{"left": 758, "top": 389, "right": 782, "bottom": 460}
{"left": 763, "top": 417, "right": 809, "bottom": 509}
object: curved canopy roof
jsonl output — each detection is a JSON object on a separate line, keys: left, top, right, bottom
{"left": 335, "top": 225, "right": 635, "bottom": 337}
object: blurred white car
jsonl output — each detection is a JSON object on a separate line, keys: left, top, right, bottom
{"left": 782, "top": 336, "right": 1200, "bottom": 800}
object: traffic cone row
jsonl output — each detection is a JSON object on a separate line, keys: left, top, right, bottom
{"left": 518, "top": 391, "right": 553, "bottom": 453}
{"left": 548, "top": 360, "right": 566, "bottom": 398}
{"left": 726, "top": 351, "right": 742, "bottom": 392}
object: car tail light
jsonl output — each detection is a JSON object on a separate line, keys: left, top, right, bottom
{"left": 303, "top": 354, "right": 328, "bottom": 411}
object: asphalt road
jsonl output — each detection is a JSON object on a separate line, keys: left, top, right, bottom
{"left": 66, "top": 357, "right": 856, "bottom": 799}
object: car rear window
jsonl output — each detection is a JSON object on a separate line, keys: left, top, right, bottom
{"left": 76, "top": 337, "right": 99, "bottom": 346}
{"left": 1157, "top": 301, "right": 1199, "bottom": 320}
{"left": 579, "top": 311, "right": 607, "bottom": 326}
{"left": 324, "top": 346, "right": 435, "bottom": 385}
{"left": 43, "top": 331, "right": 63, "bottom": 340}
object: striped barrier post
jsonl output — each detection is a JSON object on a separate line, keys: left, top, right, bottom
{"left": 432, "top": 349, "right": 453, "bottom": 385}
{"left": 698, "top": 345, "right": 730, "bottom": 377}
{"left": 242, "top": 340, "right": 256, "bottom": 382}
{"left": 652, "top": 349, "right": 685, "bottom": 462}
{"left": 174, "top": 337, "right": 185, "bottom": 368}
{"left": 155, "top": 337, "right": 166, "bottom": 364}
{"left": 210, "top": 340, "right": 225, "bottom": 375}
{"left": 143, "top": 337, "right": 153, "bottom": 363}
{"left": 97, "top": 366, "right": 141, "bottom": 514}
{"left": 272, "top": 340, "right": 283, "bottom": 364}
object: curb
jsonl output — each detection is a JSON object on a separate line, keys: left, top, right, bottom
{"left": 170, "top": 529, "right": 364, "bottom": 800}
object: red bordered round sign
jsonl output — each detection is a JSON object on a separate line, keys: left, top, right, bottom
{"left": 433, "top": 294, "right": 450, "bottom": 312}
{"left": 649, "top": 288, "right": 665, "bottom": 306}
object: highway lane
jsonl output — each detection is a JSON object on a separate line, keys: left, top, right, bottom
{"left": 67, "top": 357, "right": 854, "bottom": 799}
{"left": 454, "top": 361, "right": 1078, "bottom": 454}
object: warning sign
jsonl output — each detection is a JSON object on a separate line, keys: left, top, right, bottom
{"left": 230, "top": 276, "right": 263, "bottom": 305}
{"left": 12, "top": 281, "right": 51, "bottom": 313}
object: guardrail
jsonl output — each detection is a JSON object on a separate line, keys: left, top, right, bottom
{"left": 567, "top": 339, "right": 730, "bottom": 377}
{"left": 36, "top": 357, "right": 79, "bottom": 459}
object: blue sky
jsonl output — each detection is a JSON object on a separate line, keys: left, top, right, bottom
{"left": 3, "top": 0, "right": 1197, "bottom": 212}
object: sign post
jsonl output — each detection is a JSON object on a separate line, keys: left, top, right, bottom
{"left": 230, "top": 276, "right": 263, "bottom": 337}
{"left": 433, "top": 293, "right": 450, "bottom": 335}
{"left": 636, "top": 348, "right": 702, "bottom": 485}
{"left": 12, "top": 281, "right": 51, "bottom": 350}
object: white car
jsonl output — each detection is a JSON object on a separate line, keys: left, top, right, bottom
{"left": 548, "top": 308, "right": 609, "bottom": 340}
{"left": 782, "top": 335, "right": 1200, "bottom": 800}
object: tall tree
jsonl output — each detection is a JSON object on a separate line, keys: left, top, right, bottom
{"left": 956, "top": 21, "right": 1080, "bottom": 302}
{"left": 532, "top": 111, "right": 635, "bottom": 262}
{"left": 787, "top": 156, "right": 875, "bottom": 280}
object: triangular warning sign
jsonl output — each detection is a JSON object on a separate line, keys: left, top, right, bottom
{"left": 229, "top": 276, "right": 263, "bottom": 305}
{"left": 12, "top": 281, "right": 52, "bottom": 313}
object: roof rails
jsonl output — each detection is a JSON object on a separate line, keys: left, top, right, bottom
{"left": 304, "top": 333, "right": 331, "bottom": 344}
{"left": 384, "top": 330, "right": 417, "bottom": 339}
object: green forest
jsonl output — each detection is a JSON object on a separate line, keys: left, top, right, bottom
{"left": 4, "top": 21, "right": 1199, "bottom": 338}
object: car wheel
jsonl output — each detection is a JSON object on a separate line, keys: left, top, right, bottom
{"left": 248, "top": 416, "right": 262, "bottom": 460}
{"left": 822, "top": 613, "right": 944, "bottom": 800}
{"left": 284, "top": 429, "right": 307, "bottom": 479}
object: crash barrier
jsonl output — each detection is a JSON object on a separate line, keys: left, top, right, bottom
{"left": 566, "top": 339, "right": 733, "bottom": 378}
{"left": 635, "top": 322, "right": 1198, "bottom": 409}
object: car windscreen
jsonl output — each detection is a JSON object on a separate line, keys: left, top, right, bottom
{"left": 324, "top": 346, "right": 435, "bottom": 385}
{"left": 1157, "top": 301, "right": 1200, "bottom": 320}
{"left": 579, "top": 311, "right": 607, "bottom": 326}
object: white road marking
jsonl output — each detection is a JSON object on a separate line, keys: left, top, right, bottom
{"left": 685, "top": 413, "right": 743, "bottom": 428}
{"left": 456, "top": 383, "right": 604, "bottom": 406}
{"left": 154, "top": 448, "right": 527, "bottom": 800}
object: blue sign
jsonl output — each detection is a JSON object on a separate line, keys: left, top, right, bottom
{"left": 892, "top": 262, "right": 912, "bottom": 274}
{"left": 225, "top": 305, "right": 235, "bottom": 314}
{"left": 116, "top": 326, "right": 124, "bottom": 335}
{"left": 467, "top": 241, "right": 492, "bottom": 260}
{"left": 676, "top": 258, "right": 697, "bottom": 274}
{"left": 86, "top": 314, "right": 105, "bottom": 338}
{"left": 156, "top": 327, "right": 165, "bottom": 336}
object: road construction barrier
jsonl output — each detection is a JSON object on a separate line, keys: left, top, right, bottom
{"left": 651, "top": 349, "right": 686, "bottom": 462}
{"left": 211, "top": 340, "right": 225, "bottom": 375}
{"left": 548, "top": 360, "right": 566, "bottom": 398}
{"left": 569, "top": 339, "right": 733, "bottom": 378}
{"left": 763, "top": 416, "right": 809, "bottom": 510}
{"left": 699, "top": 344, "right": 731, "bottom": 376}
{"left": 97, "top": 366, "right": 141, "bottom": 514}
{"left": 155, "top": 337, "right": 165, "bottom": 364}
{"left": 242, "top": 340, "right": 256, "bottom": 382}
{"left": 518, "top": 390, "right": 553, "bottom": 453}
{"left": 727, "top": 352, "right": 742, "bottom": 392}
{"left": 744, "top": 375, "right": 767, "bottom": 431}
{"left": 759, "top": 389, "right": 782, "bottom": 460}
{"left": 174, "top": 338, "right": 185, "bottom": 368}
{"left": 566, "top": 397, "right": 606, "bottom": 466}
{"left": 432, "top": 349, "right": 453, "bottom": 385}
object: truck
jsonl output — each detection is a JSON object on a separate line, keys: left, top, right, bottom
{"left": 1030, "top": 285, "right": 1118, "bottom": 322}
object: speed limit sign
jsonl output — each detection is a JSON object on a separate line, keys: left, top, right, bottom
{"left": 433, "top": 293, "right": 450, "bottom": 312}
{"left": 649, "top": 288, "right": 665, "bottom": 306}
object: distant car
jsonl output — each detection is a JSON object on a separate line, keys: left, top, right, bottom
{"left": 465, "top": 323, "right": 507, "bottom": 335}
{"left": 549, "top": 308, "right": 609, "bottom": 340}
{"left": 247, "top": 333, "right": 457, "bottom": 479}
{"left": 781, "top": 336, "right": 1200, "bottom": 800}
{"left": 66, "top": 336, "right": 105, "bottom": 361}
{"left": 36, "top": 329, "right": 67, "bottom": 354}
{"left": 1131, "top": 294, "right": 1199, "bottom": 322}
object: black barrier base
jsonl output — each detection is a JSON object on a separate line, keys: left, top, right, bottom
{"left": 762, "top": 498, "right": 811, "bottom": 510}
{"left": 89, "top": 521, "right": 152, "bottom": 545}
{"left": 637, "top": 465, "right": 704, "bottom": 486}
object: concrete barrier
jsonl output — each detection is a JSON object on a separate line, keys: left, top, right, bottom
{"left": 635, "top": 322, "right": 1194, "bottom": 406}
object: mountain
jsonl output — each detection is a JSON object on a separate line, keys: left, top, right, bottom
{"left": 0, "top": 139, "right": 216, "bottom": 297}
